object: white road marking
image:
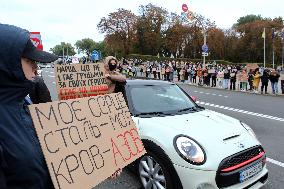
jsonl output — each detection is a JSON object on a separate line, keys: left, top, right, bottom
{"left": 193, "top": 91, "right": 228, "bottom": 98}
{"left": 48, "top": 75, "right": 55, "bottom": 78}
{"left": 196, "top": 101, "right": 284, "bottom": 122}
{"left": 267, "top": 158, "right": 284, "bottom": 168}
{"left": 52, "top": 82, "right": 56, "bottom": 84}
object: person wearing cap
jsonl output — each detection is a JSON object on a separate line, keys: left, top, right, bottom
{"left": 0, "top": 24, "right": 58, "bottom": 189}
{"left": 104, "top": 56, "right": 126, "bottom": 93}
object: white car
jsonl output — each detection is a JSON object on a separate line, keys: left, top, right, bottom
{"left": 122, "top": 80, "right": 268, "bottom": 189}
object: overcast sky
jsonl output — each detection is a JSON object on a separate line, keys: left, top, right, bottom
{"left": 1, "top": 0, "right": 283, "bottom": 53}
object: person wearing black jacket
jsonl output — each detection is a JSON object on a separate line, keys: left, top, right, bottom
{"left": 269, "top": 69, "right": 280, "bottom": 94}
{"left": 260, "top": 69, "right": 270, "bottom": 94}
{"left": 248, "top": 70, "right": 254, "bottom": 91}
{"left": 29, "top": 75, "right": 52, "bottom": 104}
{"left": 0, "top": 24, "right": 58, "bottom": 189}
{"left": 230, "top": 71, "right": 237, "bottom": 90}
{"left": 223, "top": 69, "right": 230, "bottom": 89}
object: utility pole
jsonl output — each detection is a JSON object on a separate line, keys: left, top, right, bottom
{"left": 272, "top": 28, "right": 275, "bottom": 69}
{"left": 282, "top": 39, "right": 284, "bottom": 70}
{"left": 281, "top": 28, "right": 284, "bottom": 70}
{"left": 203, "top": 29, "right": 206, "bottom": 68}
{"left": 62, "top": 46, "right": 64, "bottom": 64}
{"left": 263, "top": 28, "right": 266, "bottom": 68}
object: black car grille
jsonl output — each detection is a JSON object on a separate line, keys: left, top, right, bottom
{"left": 216, "top": 145, "right": 266, "bottom": 188}
{"left": 220, "top": 146, "right": 264, "bottom": 171}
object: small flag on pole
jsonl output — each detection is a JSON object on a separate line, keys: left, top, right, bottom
{"left": 262, "top": 28, "right": 265, "bottom": 39}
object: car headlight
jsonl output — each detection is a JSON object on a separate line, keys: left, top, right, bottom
{"left": 174, "top": 135, "right": 206, "bottom": 165}
{"left": 240, "top": 121, "right": 257, "bottom": 139}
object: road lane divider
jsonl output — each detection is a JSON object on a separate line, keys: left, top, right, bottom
{"left": 196, "top": 101, "right": 284, "bottom": 122}
{"left": 267, "top": 158, "right": 284, "bottom": 168}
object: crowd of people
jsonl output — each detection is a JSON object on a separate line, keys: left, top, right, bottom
{"left": 119, "top": 59, "right": 284, "bottom": 95}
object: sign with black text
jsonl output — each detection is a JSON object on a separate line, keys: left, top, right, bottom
{"left": 55, "top": 63, "right": 108, "bottom": 100}
{"left": 29, "top": 93, "right": 146, "bottom": 189}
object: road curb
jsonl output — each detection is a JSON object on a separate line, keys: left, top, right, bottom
{"left": 176, "top": 82, "right": 284, "bottom": 98}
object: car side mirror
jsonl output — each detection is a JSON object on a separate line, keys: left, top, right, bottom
{"left": 190, "top": 96, "right": 197, "bottom": 102}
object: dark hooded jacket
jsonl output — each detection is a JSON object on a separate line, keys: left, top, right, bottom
{"left": 0, "top": 24, "right": 53, "bottom": 189}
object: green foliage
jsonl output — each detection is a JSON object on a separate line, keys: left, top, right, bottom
{"left": 49, "top": 42, "right": 76, "bottom": 56}
{"left": 75, "top": 38, "right": 97, "bottom": 56}
{"left": 234, "top": 14, "right": 263, "bottom": 27}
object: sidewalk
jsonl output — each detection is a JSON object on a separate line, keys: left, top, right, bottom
{"left": 132, "top": 74, "right": 284, "bottom": 97}
{"left": 175, "top": 81, "right": 284, "bottom": 97}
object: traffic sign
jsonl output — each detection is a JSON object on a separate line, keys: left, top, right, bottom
{"left": 202, "top": 44, "right": 209, "bottom": 53}
{"left": 182, "top": 4, "right": 188, "bottom": 12}
{"left": 202, "top": 52, "right": 208, "bottom": 56}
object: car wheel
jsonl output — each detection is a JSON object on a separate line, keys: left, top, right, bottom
{"left": 138, "top": 150, "right": 178, "bottom": 189}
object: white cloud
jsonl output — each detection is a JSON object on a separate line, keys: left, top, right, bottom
{"left": 1, "top": 0, "right": 283, "bottom": 52}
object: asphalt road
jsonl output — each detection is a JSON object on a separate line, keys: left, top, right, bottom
{"left": 179, "top": 84, "right": 284, "bottom": 189}
{"left": 42, "top": 68, "right": 283, "bottom": 189}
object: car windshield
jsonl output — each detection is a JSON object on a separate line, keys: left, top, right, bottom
{"left": 128, "top": 84, "right": 201, "bottom": 116}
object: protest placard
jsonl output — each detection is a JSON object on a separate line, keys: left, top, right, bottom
{"left": 208, "top": 69, "right": 215, "bottom": 74}
{"left": 246, "top": 63, "right": 259, "bottom": 71}
{"left": 29, "top": 93, "right": 146, "bottom": 189}
{"left": 161, "top": 68, "right": 165, "bottom": 75}
{"left": 55, "top": 63, "right": 108, "bottom": 100}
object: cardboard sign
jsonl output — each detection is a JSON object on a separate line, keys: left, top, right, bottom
{"left": 55, "top": 63, "right": 108, "bottom": 100}
{"left": 208, "top": 69, "right": 215, "bottom": 74}
{"left": 246, "top": 63, "right": 259, "bottom": 71}
{"left": 29, "top": 93, "right": 146, "bottom": 189}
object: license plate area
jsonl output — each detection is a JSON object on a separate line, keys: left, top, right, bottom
{"left": 239, "top": 161, "right": 263, "bottom": 183}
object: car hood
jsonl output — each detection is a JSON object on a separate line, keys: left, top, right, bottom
{"left": 134, "top": 109, "right": 261, "bottom": 170}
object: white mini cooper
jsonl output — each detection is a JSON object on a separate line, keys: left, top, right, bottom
{"left": 121, "top": 79, "right": 268, "bottom": 189}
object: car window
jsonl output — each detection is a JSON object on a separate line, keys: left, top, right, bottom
{"left": 128, "top": 84, "right": 198, "bottom": 115}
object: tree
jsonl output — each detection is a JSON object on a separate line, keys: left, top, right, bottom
{"left": 50, "top": 42, "right": 76, "bottom": 56}
{"left": 135, "top": 3, "right": 168, "bottom": 55}
{"left": 75, "top": 38, "right": 97, "bottom": 57}
{"left": 234, "top": 18, "right": 283, "bottom": 63}
{"left": 97, "top": 8, "right": 137, "bottom": 56}
{"left": 234, "top": 14, "right": 263, "bottom": 28}
{"left": 207, "top": 28, "right": 225, "bottom": 59}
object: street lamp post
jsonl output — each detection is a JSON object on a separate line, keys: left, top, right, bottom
{"left": 62, "top": 46, "right": 65, "bottom": 64}
{"left": 202, "top": 29, "right": 207, "bottom": 68}
{"left": 181, "top": 8, "right": 207, "bottom": 68}
{"left": 282, "top": 39, "right": 284, "bottom": 70}
{"left": 281, "top": 28, "right": 284, "bottom": 70}
{"left": 193, "top": 17, "right": 207, "bottom": 68}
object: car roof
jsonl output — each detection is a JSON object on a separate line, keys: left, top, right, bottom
{"left": 125, "top": 79, "right": 175, "bottom": 86}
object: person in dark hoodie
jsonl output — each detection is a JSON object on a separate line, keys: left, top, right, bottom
{"left": 260, "top": 69, "right": 270, "bottom": 94}
{"left": 29, "top": 70, "right": 52, "bottom": 104}
{"left": 0, "top": 24, "right": 58, "bottom": 189}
